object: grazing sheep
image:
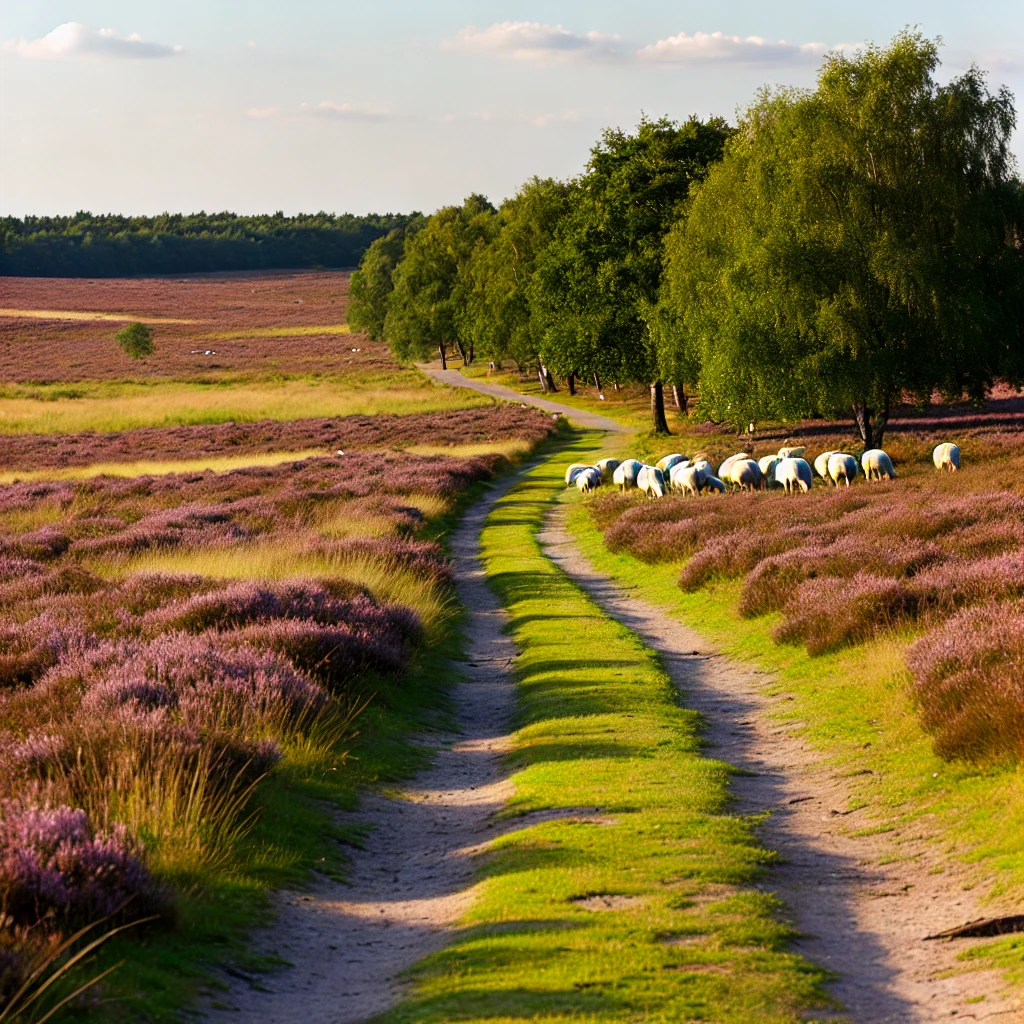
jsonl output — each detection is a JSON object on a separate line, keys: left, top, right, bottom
{"left": 729, "top": 458, "right": 763, "bottom": 492}
{"left": 814, "top": 451, "right": 838, "bottom": 485}
{"left": 716, "top": 453, "right": 751, "bottom": 485}
{"left": 703, "top": 475, "right": 726, "bottom": 494}
{"left": 690, "top": 459, "right": 712, "bottom": 483}
{"left": 933, "top": 443, "right": 961, "bottom": 473}
{"left": 613, "top": 459, "right": 644, "bottom": 491}
{"left": 758, "top": 455, "right": 783, "bottom": 489}
{"left": 656, "top": 453, "right": 687, "bottom": 474}
{"left": 637, "top": 465, "right": 667, "bottom": 498}
{"left": 575, "top": 467, "right": 602, "bottom": 494}
{"left": 671, "top": 463, "right": 703, "bottom": 496}
{"left": 778, "top": 446, "right": 806, "bottom": 459}
{"left": 862, "top": 449, "right": 896, "bottom": 481}
{"left": 776, "top": 457, "right": 814, "bottom": 494}
{"left": 827, "top": 452, "right": 859, "bottom": 487}
{"left": 596, "top": 457, "right": 621, "bottom": 483}
{"left": 565, "top": 463, "right": 590, "bottom": 486}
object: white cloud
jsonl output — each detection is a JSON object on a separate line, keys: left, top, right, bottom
{"left": 246, "top": 101, "right": 397, "bottom": 123}
{"left": 446, "top": 21, "right": 628, "bottom": 64}
{"left": 2, "top": 22, "right": 180, "bottom": 60}
{"left": 639, "top": 31, "right": 826, "bottom": 66}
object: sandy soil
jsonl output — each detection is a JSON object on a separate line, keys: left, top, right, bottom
{"left": 199, "top": 466, "right": 526, "bottom": 1024}
{"left": 539, "top": 503, "right": 1022, "bottom": 1024}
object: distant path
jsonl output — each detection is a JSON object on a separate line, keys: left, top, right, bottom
{"left": 202, "top": 464, "right": 529, "bottom": 1023}
{"left": 538, "top": 503, "right": 1014, "bottom": 1024}
{"left": 418, "top": 365, "right": 630, "bottom": 434}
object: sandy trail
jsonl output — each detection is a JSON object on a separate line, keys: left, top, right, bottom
{"left": 201, "top": 468, "right": 524, "bottom": 1024}
{"left": 539, "top": 504, "right": 1020, "bottom": 1024}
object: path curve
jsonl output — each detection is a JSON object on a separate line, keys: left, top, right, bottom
{"left": 202, "top": 466, "right": 527, "bottom": 1023}
{"left": 418, "top": 365, "right": 630, "bottom": 433}
{"left": 539, "top": 503, "right": 1017, "bottom": 1024}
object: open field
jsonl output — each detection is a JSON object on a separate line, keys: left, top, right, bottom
{"left": 0, "top": 403, "right": 558, "bottom": 1020}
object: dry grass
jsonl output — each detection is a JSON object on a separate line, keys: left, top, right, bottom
{"left": 0, "top": 309, "right": 199, "bottom": 324}
{"left": 196, "top": 325, "right": 351, "bottom": 340}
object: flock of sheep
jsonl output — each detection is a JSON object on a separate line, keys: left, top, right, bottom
{"left": 565, "top": 441, "right": 962, "bottom": 498}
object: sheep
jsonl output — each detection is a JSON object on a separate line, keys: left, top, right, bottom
{"left": 814, "top": 451, "right": 838, "bottom": 485}
{"left": 827, "top": 452, "right": 859, "bottom": 487}
{"left": 778, "top": 446, "right": 806, "bottom": 459}
{"left": 862, "top": 448, "right": 896, "bottom": 481}
{"left": 637, "top": 465, "right": 667, "bottom": 498}
{"left": 729, "top": 458, "right": 763, "bottom": 492}
{"left": 565, "top": 463, "right": 590, "bottom": 486}
{"left": 613, "top": 459, "right": 644, "bottom": 491}
{"left": 758, "top": 455, "right": 783, "bottom": 489}
{"left": 933, "top": 442, "right": 960, "bottom": 473}
{"left": 703, "top": 475, "right": 726, "bottom": 494}
{"left": 690, "top": 459, "right": 712, "bottom": 483}
{"left": 575, "top": 466, "right": 602, "bottom": 494}
{"left": 671, "top": 463, "right": 703, "bottom": 496}
{"left": 776, "top": 457, "right": 814, "bottom": 494}
{"left": 716, "top": 453, "right": 751, "bottom": 486}
{"left": 656, "top": 453, "right": 687, "bottom": 474}
{"left": 596, "top": 457, "right": 621, "bottom": 483}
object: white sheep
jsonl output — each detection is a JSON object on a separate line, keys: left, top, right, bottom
{"left": 758, "top": 455, "right": 783, "bottom": 489}
{"left": 862, "top": 449, "right": 896, "bottom": 481}
{"left": 596, "top": 457, "right": 621, "bottom": 483}
{"left": 613, "top": 459, "right": 644, "bottom": 491}
{"left": 671, "top": 463, "right": 703, "bottom": 496}
{"left": 827, "top": 452, "right": 859, "bottom": 487}
{"left": 716, "top": 453, "right": 751, "bottom": 486}
{"left": 690, "top": 459, "right": 712, "bottom": 482}
{"left": 565, "top": 463, "right": 590, "bottom": 486}
{"left": 813, "top": 451, "right": 838, "bottom": 485}
{"left": 776, "top": 457, "right": 814, "bottom": 494}
{"left": 729, "top": 458, "right": 763, "bottom": 492}
{"left": 637, "top": 465, "right": 667, "bottom": 498}
{"left": 703, "top": 475, "right": 726, "bottom": 494}
{"left": 575, "top": 466, "right": 602, "bottom": 494}
{"left": 778, "top": 445, "right": 806, "bottom": 459}
{"left": 933, "top": 443, "right": 960, "bottom": 473}
{"left": 656, "top": 453, "right": 687, "bottom": 474}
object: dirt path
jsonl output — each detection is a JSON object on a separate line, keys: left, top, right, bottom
{"left": 539, "top": 504, "right": 1020, "bottom": 1024}
{"left": 417, "top": 364, "right": 630, "bottom": 433}
{"left": 201, "top": 469, "right": 525, "bottom": 1024}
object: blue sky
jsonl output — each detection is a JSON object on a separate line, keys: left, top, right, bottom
{"left": 1, "top": 2, "right": 1021, "bottom": 216}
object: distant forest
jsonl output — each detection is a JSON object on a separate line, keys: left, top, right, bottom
{"left": 0, "top": 211, "right": 418, "bottom": 277}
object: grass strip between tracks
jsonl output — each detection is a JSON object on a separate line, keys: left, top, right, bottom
{"left": 378, "top": 435, "right": 831, "bottom": 1024}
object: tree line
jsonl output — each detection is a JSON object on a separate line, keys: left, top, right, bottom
{"left": 0, "top": 211, "right": 416, "bottom": 278}
{"left": 350, "top": 32, "right": 1024, "bottom": 443}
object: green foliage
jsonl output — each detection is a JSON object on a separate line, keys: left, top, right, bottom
{"left": 384, "top": 195, "right": 496, "bottom": 364}
{"left": 659, "top": 31, "right": 1024, "bottom": 444}
{"left": 115, "top": 321, "right": 154, "bottom": 359}
{"left": 0, "top": 211, "right": 418, "bottom": 277}
{"left": 348, "top": 219, "right": 424, "bottom": 340}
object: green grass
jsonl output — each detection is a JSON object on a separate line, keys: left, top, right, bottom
{"left": 0, "top": 371, "right": 488, "bottom": 434}
{"left": 376, "top": 435, "right": 831, "bottom": 1024}
{"left": 562, "top": 493, "right": 1024, "bottom": 987}
{"left": 196, "top": 324, "right": 352, "bottom": 340}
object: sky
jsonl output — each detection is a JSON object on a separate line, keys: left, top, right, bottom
{"left": 1, "top": 1, "right": 1021, "bottom": 217}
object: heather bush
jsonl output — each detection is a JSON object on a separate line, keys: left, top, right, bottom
{"left": 0, "top": 616, "right": 94, "bottom": 689}
{"left": 907, "top": 602, "right": 1024, "bottom": 763}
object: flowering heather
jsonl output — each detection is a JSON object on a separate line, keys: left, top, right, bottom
{"left": 0, "top": 801, "right": 165, "bottom": 930}
{"left": 907, "top": 602, "right": 1024, "bottom": 764}
{"left": 0, "top": 405, "right": 558, "bottom": 472}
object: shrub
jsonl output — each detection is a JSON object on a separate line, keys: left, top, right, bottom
{"left": 115, "top": 322, "right": 154, "bottom": 360}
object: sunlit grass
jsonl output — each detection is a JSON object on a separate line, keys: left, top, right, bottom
{"left": 403, "top": 439, "right": 535, "bottom": 461}
{"left": 0, "top": 449, "right": 326, "bottom": 484}
{"left": 0, "top": 307, "right": 199, "bottom": 324}
{"left": 196, "top": 324, "right": 351, "bottom": 340}
{"left": 0, "top": 375, "right": 489, "bottom": 434}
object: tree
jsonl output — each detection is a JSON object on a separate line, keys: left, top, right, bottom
{"left": 529, "top": 116, "right": 733, "bottom": 432}
{"left": 660, "top": 32, "right": 1024, "bottom": 446}
{"left": 384, "top": 195, "right": 495, "bottom": 369}
{"left": 348, "top": 218, "right": 424, "bottom": 339}
{"left": 115, "top": 322, "right": 154, "bottom": 359}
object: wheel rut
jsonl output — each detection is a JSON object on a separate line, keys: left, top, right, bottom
{"left": 200, "top": 468, "right": 524, "bottom": 1024}
{"left": 539, "top": 503, "right": 1018, "bottom": 1024}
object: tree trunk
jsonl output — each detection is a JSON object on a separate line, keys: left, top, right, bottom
{"left": 455, "top": 339, "right": 468, "bottom": 365}
{"left": 537, "top": 368, "right": 549, "bottom": 394}
{"left": 651, "top": 382, "right": 670, "bottom": 435}
{"left": 852, "top": 399, "right": 891, "bottom": 449}
{"left": 541, "top": 364, "right": 558, "bottom": 392}
{"left": 515, "top": 361, "right": 525, "bottom": 381}
{"left": 567, "top": 371, "right": 576, "bottom": 396}
{"left": 671, "top": 384, "right": 687, "bottom": 415}
{"left": 613, "top": 382, "right": 619, "bottom": 392}
{"left": 468, "top": 342, "right": 474, "bottom": 364}
{"left": 592, "top": 372, "right": 604, "bottom": 399}
{"left": 438, "top": 343, "right": 447, "bottom": 371}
